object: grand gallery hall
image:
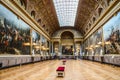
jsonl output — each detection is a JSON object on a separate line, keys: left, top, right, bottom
{"left": 0, "top": 0, "right": 120, "bottom": 80}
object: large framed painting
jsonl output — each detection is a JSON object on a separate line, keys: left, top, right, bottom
{"left": 84, "top": 39, "right": 89, "bottom": 55}
{"left": 41, "top": 36, "right": 48, "bottom": 55}
{"left": 0, "top": 4, "right": 30, "bottom": 55}
{"left": 88, "top": 35, "right": 95, "bottom": 55}
{"left": 32, "top": 30, "right": 41, "bottom": 55}
{"left": 93, "top": 29, "right": 103, "bottom": 55}
{"left": 103, "top": 12, "right": 120, "bottom": 54}
{"left": 41, "top": 36, "right": 47, "bottom": 47}
{"left": 85, "top": 28, "right": 103, "bottom": 56}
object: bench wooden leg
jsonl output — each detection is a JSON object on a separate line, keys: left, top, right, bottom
{"left": 57, "top": 71, "right": 65, "bottom": 77}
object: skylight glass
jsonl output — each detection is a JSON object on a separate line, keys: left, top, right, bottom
{"left": 53, "top": 0, "right": 79, "bottom": 27}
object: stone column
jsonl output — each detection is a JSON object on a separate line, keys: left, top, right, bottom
{"left": 52, "top": 41, "right": 54, "bottom": 54}
{"left": 49, "top": 41, "right": 51, "bottom": 54}
{"left": 40, "top": 34, "right": 42, "bottom": 55}
{"left": 30, "top": 28, "right": 32, "bottom": 55}
{"left": 59, "top": 41, "right": 61, "bottom": 53}
{"left": 59, "top": 40, "right": 62, "bottom": 55}
{"left": 74, "top": 41, "right": 76, "bottom": 55}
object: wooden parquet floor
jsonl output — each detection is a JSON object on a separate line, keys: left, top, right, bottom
{"left": 0, "top": 60, "right": 120, "bottom": 80}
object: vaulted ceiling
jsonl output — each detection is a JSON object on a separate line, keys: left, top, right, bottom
{"left": 28, "top": 0, "right": 60, "bottom": 35}
{"left": 75, "top": 0, "right": 98, "bottom": 34}
{"left": 27, "top": 0, "right": 109, "bottom": 36}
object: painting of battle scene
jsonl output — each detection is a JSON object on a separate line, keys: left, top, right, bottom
{"left": 41, "top": 36, "right": 47, "bottom": 47}
{"left": 87, "top": 35, "right": 95, "bottom": 56}
{"left": 103, "top": 12, "right": 120, "bottom": 54}
{"left": 41, "top": 36, "right": 48, "bottom": 55}
{"left": 93, "top": 29, "right": 103, "bottom": 55}
{"left": 62, "top": 45, "right": 73, "bottom": 55}
{"left": 80, "top": 43, "right": 84, "bottom": 56}
{"left": 87, "top": 37, "right": 91, "bottom": 55}
{"left": 0, "top": 5, "right": 30, "bottom": 55}
{"left": 84, "top": 29, "right": 103, "bottom": 56}
{"left": 32, "top": 30, "right": 41, "bottom": 55}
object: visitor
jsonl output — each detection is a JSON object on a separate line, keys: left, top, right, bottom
{"left": 74, "top": 51, "right": 78, "bottom": 60}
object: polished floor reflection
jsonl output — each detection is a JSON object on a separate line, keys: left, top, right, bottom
{"left": 0, "top": 60, "right": 120, "bottom": 80}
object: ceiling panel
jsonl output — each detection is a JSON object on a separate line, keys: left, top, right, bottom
{"left": 53, "top": 0, "right": 79, "bottom": 27}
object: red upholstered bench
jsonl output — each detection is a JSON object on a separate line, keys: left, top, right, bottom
{"left": 56, "top": 66, "right": 65, "bottom": 77}
{"left": 56, "top": 67, "right": 65, "bottom": 71}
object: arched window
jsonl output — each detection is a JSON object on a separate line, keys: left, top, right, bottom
{"left": 93, "top": 17, "right": 96, "bottom": 23}
{"left": 89, "top": 23, "right": 91, "bottom": 27}
{"left": 86, "top": 27, "right": 88, "bottom": 31}
{"left": 61, "top": 31, "right": 74, "bottom": 39}
{"left": 37, "top": 19, "right": 41, "bottom": 25}
{"left": 42, "top": 24, "right": 45, "bottom": 29}
{"left": 98, "top": 7, "right": 103, "bottom": 16}
{"left": 19, "top": 0, "right": 26, "bottom": 9}
{"left": 46, "top": 29, "right": 48, "bottom": 32}
{"left": 31, "top": 11, "right": 35, "bottom": 18}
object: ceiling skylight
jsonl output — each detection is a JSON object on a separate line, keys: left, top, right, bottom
{"left": 53, "top": 0, "right": 79, "bottom": 27}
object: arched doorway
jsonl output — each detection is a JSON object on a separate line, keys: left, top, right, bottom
{"left": 61, "top": 31, "right": 74, "bottom": 55}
